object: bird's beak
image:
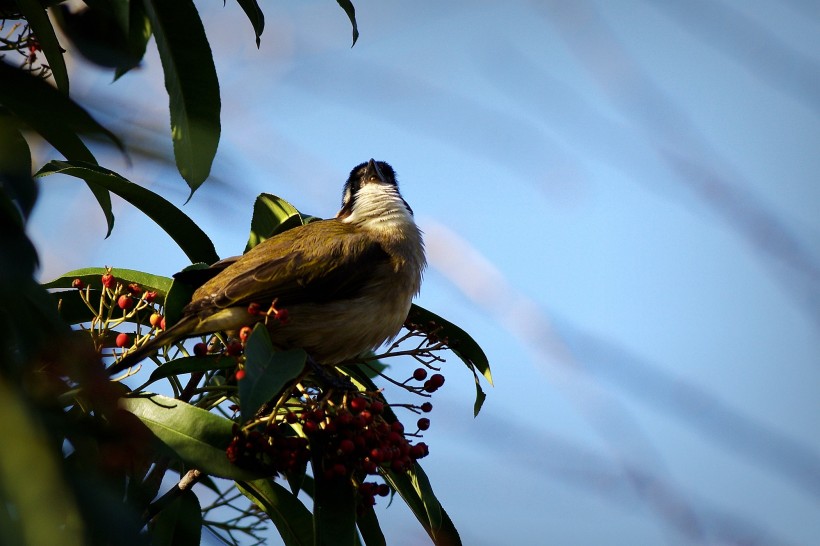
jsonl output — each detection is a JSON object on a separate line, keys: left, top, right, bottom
{"left": 364, "top": 158, "right": 385, "bottom": 183}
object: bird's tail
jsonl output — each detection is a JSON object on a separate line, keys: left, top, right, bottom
{"left": 106, "top": 316, "right": 197, "bottom": 376}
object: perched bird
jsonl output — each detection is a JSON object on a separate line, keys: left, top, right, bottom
{"left": 110, "top": 160, "right": 425, "bottom": 373}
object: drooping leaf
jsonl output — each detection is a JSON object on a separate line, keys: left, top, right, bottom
{"left": 150, "top": 488, "right": 202, "bottom": 546}
{"left": 236, "top": 479, "right": 314, "bottom": 546}
{"left": 407, "top": 305, "right": 491, "bottom": 385}
{"left": 115, "top": 0, "right": 153, "bottom": 80}
{"left": 15, "top": 0, "right": 70, "bottom": 92}
{"left": 245, "top": 193, "right": 305, "bottom": 252}
{"left": 335, "top": 0, "right": 359, "bottom": 46}
{"left": 55, "top": 1, "right": 143, "bottom": 71}
{"left": 36, "top": 161, "right": 218, "bottom": 264}
{"left": 240, "top": 325, "right": 306, "bottom": 423}
{"left": 0, "top": 120, "right": 36, "bottom": 221}
{"left": 120, "top": 393, "right": 260, "bottom": 480}
{"left": 234, "top": 0, "right": 265, "bottom": 47}
{"left": 143, "top": 0, "right": 221, "bottom": 191}
{"left": 384, "top": 464, "right": 462, "bottom": 546}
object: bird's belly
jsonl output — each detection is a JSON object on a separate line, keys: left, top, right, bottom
{"left": 268, "top": 289, "right": 413, "bottom": 365}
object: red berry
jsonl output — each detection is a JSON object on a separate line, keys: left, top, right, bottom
{"left": 193, "top": 342, "right": 208, "bottom": 357}
{"left": 349, "top": 397, "right": 368, "bottom": 414}
{"left": 144, "top": 291, "right": 157, "bottom": 303}
{"left": 149, "top": 313, "right": 163, "bottom": 328}
{"left": 71, "top": 278, "right": 84, "bottom": 289}
{"left": 127, "top": 283, "right": 142, "bottom": 295}
{"left": 235, "top": 369, "right": 246, "bottom": 381}
{"left": 101, "top": 271, "right": 115, "bottom": 288}
{"left": 420, "top": 402, "right": 433, "bottom": 413}
{"left": 339, "top": 439, "right": 355, "bottom": 454}
{"left": 410, "top": 442, "right": 429, "bottom": 459}
{"left": 247, "top": 302, "right": 261, "bottom": 315}
{"left": 377, "top": 483, "right": 390, "bottom": 497}
{"left": 115, "top": 333, "right": 130, "bottom": 348}
{"left": 160, "top": 317, "right": 166, "bottom": 330}
{"left": 225, "top": 341, "right": 243, "bottom": 356}
{"left": 239, "top": 326, "right": 252, "bottom": 343}
{"left": 417, "top": 418, "right": 430, "bottom": 431}
{"left": 412, "top": 368, "right": 428, "bottom": 381}
{"left": 118, "top": 295, "right": 134, "bottom": 310}
{"left": 275, "top": 308, "right": 289, "bottom": 323}
{"left": 369, "top": 400, "right": 384, "bottom": 414}
{"left": 429, "top": 373, "right": 445, "bottom": 388}
{"left": 390, "top": 421, "right": 404, "bottom": 434}
{"left": 332, "top": 463, "right": 347, "bottom": 477}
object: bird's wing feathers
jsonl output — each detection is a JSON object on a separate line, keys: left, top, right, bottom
{"left": 184, "top": 220, "right": 390, "bottom": 316}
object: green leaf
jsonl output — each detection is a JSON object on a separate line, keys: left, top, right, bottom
{"left": 115, "top": 0, "right": 153, "bottom": 80}
{"left": 44, "top": 267, "right": 173, "bottom": 295}
{"left": 15, "top": 0, "right": 70, "bottom": 93}
{"left": 151, "top": 488, "right": 202, "bottom": 546}
{"left": 164, "top": 263, "right": 211, "bottom": 326}
{"left": 120, "top": 393, "right": 260, "bottom": 480}
{"left": 0, "top": 120, "right": 36, "bottom": 220}
{"left": 312, "top": 451, "right": 356, "bottom": 546}
{"left": 240, "top": 326, "right": 306, "bottom": 423}
{"left": 36, "top": 161, "right": 218, "bottom": 263}
{"left": 356, "top": 508, "right": 386, "bottom": 546}
{"left": 234, "top": 0, "right": 265, "bottom": 47}
{"left": 384, "top": 464, "right": 462, "bottom": 546}
{"left": 236, "top": 479, "right": 314, "bottom": 546}
{"left": 335, "top": 0, "right": 359, "bottom": 46}
{"left": 407, "top": 304, "right": 492, "bottom": 415}
{"left": 143, "top": 0, "right": 221, "bottom": 191}
{"left": 146, "top": 355, "right": 236, "bottom": 384}
{"left": 244, "top": 193, "right": 305, "bottom": 252}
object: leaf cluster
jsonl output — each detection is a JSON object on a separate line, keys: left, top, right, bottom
{"left": 0, "top": 2, "right": 492, "bottom": 545}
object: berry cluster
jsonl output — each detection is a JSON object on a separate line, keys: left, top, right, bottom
{"left": 226, "top": 424, "right": 310, "bottom": 476}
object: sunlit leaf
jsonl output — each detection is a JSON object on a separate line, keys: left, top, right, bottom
{"left": 236, "top": 479, "right": 314, "bottom": 546}
{"left": 120, "top": 393, "right": 260, "bottom": 480}
{"left": 143, "top": 0, "right": 221, "bottom": 190}
{"left": 44, "top": 267, "right": 173, "bottom": 295}
{"left": 245, "top": 193, "right": 305, "bottom": 252}
{"left": 240, "top": 326, "right": 306, "bottom": 423}
{"left": 36, "top": 161, "right": 218, "bottom": 264}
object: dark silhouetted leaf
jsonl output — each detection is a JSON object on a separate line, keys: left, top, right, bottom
{"left": 15, "top": 0, "right": 70, "bottom": 92}
{"left": 143, "top": 0, "right": 221, "bottom": 191}
{"left": 36, "top": 161, "right": 218, "bottom": 264}
{"left": 234, "top": 0, "right": 264, "bottom": 47}
{"left": 336, "top": 0, "right": 359, "bottom": 46}
{"left": 151, "top": 488, "right": 201, "bottom": 546}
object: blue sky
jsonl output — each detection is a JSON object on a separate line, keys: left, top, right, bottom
{"left": 31, "top": 1, "right": 819, "bottom": 544}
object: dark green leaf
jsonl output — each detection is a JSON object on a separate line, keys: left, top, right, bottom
{"left": 408, "top": 305, "right": 491, "bottom": 385}
{"left": 0, "top": 120, "right": 36, "bottom": 220}
{"left": 164, "top": 264, "right": 210, "bottom": 326}
{"left": 120, "top": 393, "right": 261, "bottom": 480}
{"left": 240, "top": 326, "right": 306, "bottom": 423}
{"left": 15, "top": 0, "right": 70, "bottom": 92}
{"left": 56, "top": 1, "right": 143, "bottom": 71}
{"left": 115, "top": 0, "right": 153, "bottom": 80}
{"left": 234, "top": 0, "right": 265, "bottom": 47}
{"left": 36, "top": 161, "right": 218, "bottom": 263}
{"left": 356, "top": 507, "right": 386, "bottom": 546}
{"left": 236, "top": 479, "right": 314, "bottom": 546}
{"left": 245, "top": 193, "right": 304, "bottom": 252}
{"left": 312, "top": 451, "right": 356, "bottom": 546}
{"left": 146, "top": 355, "right": 236, "bottom": 384}
{"left": 151, "top": 489, "right": 202, "bottom": 546}
{"left": 384, "top": 463, "right": 462, "bottom": 546}
{"left": 335, "top": 0, "right": 359, "bottom": 46}
{"left": 143, "top": 0, "right": 221, "bottom": 190}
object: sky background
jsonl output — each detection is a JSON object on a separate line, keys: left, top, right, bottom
{"left": 29, "top": 1, "right": 819, "bottom": 544}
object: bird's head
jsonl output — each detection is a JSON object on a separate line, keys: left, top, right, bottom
{"left": 336, "top": 159, "right": 414, "bottom": 229}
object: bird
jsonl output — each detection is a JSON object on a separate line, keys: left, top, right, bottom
{"left": 109, "top": 159, "right": 425, "bottom": 374}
